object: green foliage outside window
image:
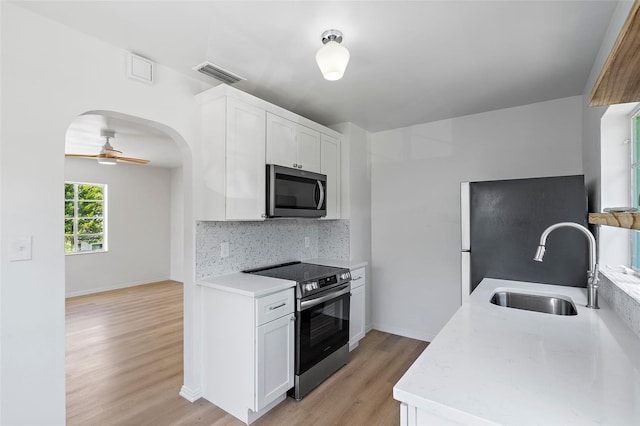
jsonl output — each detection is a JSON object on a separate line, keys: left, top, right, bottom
{"left": 65, "top": 182, "right": 106, "bottom": 253}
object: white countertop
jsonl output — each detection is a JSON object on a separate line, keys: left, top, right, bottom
{"left": 393, "top": 278, "right": 640, "bottom": 425}
{"left": 198, "top": 273, "right": 295, "bottom": 298}
{"left": 304, "top": 258, "right": 368, "bottom": 270}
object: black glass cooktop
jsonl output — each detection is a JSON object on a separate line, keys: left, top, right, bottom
{"left": 244, "top": 261, "right": 346, "bottom": 283}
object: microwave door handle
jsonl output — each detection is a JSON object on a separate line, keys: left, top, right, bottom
{"left": 316, "top": 180, "right": 325, "bottom": 210}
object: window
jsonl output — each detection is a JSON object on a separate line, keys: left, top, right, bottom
{"left": 632, "top": 112, "right": 640, "bottom": 269}
{"left": 65, "top": 182, "right": 107, "bottom": 254}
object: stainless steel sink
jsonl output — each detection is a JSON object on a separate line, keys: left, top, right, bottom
{"left": 490, "top": 290, "right": 577, "bottom": 316}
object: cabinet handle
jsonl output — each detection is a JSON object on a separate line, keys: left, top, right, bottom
{"left": 352, "top": 277, "right": 362, "bottom": 281}
{"left": 269, "top": 302, "right": 286, "bottom": 311}
{"left": 290, "top": 315, "right": 295, "bottom": 321}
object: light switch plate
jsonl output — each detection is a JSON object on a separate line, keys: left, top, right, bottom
{"left": 304, "top": 236, "right": 310, "bottom": 248}
{"left": 220, "top": 242, "right": 229, "bottom": 258}
{"left": 10, "top": 236, "right": 32, "bottom": 261}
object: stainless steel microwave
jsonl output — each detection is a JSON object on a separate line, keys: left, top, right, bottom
{"left": 266, "top": 164, "right": 327, "bottom": 218}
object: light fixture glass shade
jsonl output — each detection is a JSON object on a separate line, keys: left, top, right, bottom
{"left": 98, "top": 157, "right": 117, "bottom": 165}
{"left": 316, "top": 40, "right": 350, "bottom": 81}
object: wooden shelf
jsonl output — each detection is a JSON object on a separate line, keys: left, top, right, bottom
{"left": 589, "top": 212, "right": 640, "bottom": 229}
{"left": 589, "top": 1, "right": 640, "bottom": 106}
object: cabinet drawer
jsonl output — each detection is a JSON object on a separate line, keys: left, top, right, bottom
{"left": 256, "top": 289, "right": 294, "bottom": 326}
{"left": 350, "top": 267, "right": 366, "bottom": 289}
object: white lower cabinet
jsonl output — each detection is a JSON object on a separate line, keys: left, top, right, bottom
{"left": 256, "top": 313, "right": 295, "bottom": 411}
{"left": 201, "top": 286, "right": 294, "bottom": 424}
{"left": 349, "top": 267, "right": 366, "bottom": 351}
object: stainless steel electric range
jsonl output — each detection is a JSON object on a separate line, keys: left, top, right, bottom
{"left": 244, "top": 261, "right": 351, "bottom": 400}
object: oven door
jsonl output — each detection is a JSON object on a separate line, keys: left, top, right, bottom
{"left": 296, "top": 283, "right": 350, "bottom": 375}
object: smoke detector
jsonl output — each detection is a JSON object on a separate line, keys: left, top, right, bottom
{"left": 193, "top": 61, "right": 245, "bottom": 84}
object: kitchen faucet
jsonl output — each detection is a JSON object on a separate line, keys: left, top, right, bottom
{"left": 533, "top": 222, "right": 599, "bottom": 309}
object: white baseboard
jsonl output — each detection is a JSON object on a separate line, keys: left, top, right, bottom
{"left": 65, "top": 278, "right": 175, "bottom": 298}
{"left": 179, "top": 385, "right": 202, "bottom": 402}
{"left": 372, "top": 322, "right": 433, "bottom": 342}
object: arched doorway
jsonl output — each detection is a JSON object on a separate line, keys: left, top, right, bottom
{"left": 63, "top": 111, "right": 193, "bottom": 423}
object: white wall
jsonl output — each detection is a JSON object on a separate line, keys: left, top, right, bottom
{"left": 370, "top": 96, "right": 584, "bottom": 341}
{"left": 333, "top": 122, "right": 373, "bottom": 330}
{"left": 171, "top": 167, "right": 184, "bottom": 282}
{"left": 65, "top": 158, "right": 172, "bottom": 296}
{"left": 0, "top": 4, "right": 205, "bottom": 423}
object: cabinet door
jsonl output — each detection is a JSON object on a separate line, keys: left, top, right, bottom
{"left": 349, "top": 285, "right": 365, "bottom": 350}
{"left": 296, "top": 125, "right": 321, "bottom": 173}
{"left": 266, "top": 113, "right": 297, "bottom": 169}
{"left": 226, "top": 98, "right": 266, "bottom": 220}
{"left": 321, "top": 134, "right": 341, "bottom": 219}
{"left": 256, "top": 313, "right": 295, "bottom": 411}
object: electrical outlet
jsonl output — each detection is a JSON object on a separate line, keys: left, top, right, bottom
{"left": 304, "top": 236, "right": 310, "bottom": 248}
{"left": 220, "top": 242, "right": 229, "bottom": 258}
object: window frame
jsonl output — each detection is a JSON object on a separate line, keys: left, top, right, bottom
{"left": 629, "top": 107, "right": 640, "bottom": 270}
{"left": 65, "top": 181, "right": 108, "bottom": 255}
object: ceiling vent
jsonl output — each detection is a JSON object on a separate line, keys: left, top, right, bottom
{"left": 193, "top": 61, "right": 245, "bottom": 84}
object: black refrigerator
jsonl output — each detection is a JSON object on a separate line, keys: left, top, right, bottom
{"left": 460, "top": 175, "right": 588, "bottom": 297}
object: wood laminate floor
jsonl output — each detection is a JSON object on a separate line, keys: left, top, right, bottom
{"left": 66, "top": 280, "right": 428, "bottom": 425}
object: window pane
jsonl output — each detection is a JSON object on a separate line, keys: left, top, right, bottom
{"left": 78, "top": 218, "right": 103, "bottom": 235}
{"left": 633, "top": 231, "right": 640, "bottom": 270}
{"left": 78, "top": 201, "right": 103, "bottom": 218}
{"left": 65, "top": 183, "right": 75, "bottom": 200}
{"left": 65, "top": 219, "right": 74, "bottom": 235}
{"left": 78, "top": 184, "right": 103, "bottom": 201}
{"left": 64, "top": 182, "right": 106, "bottom": 254}
{"left": 78, "top": 235, "right": 103, "bottom": 252}
{"left": 65, "top": 201, "right": 75, "bottom": 218}
{"left": 635, "top": 115, "right": 640, "bottom": 164}
{"left": 65, "top": 236, "right": 75, "bottom": 253}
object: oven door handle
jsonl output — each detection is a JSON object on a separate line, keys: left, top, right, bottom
{"left": 299, "top": 283, "right": 350, "bottom": 311}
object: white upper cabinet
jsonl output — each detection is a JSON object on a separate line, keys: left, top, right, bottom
{"left": 321, "top": 134, "right": 341, "bottom": 219}
{"left": 197, "top": 85, "right": 342, "bottom": 221}
{"left": 296, "top": 125, "right": 321, "bottom": 173}
{"left": 199, "top": 93, "right": 266, "bottom": 221}
{"left": 266, "top": 113, "right": 321, "bottom": 173}
{"left": 226, "top": 98, "right": 266, "bottom": 220}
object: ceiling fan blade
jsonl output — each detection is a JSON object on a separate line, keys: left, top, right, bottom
{"left": 117, "top": 156, "right": 150, "bottom": 164}
{"left": 65, "top": 153, "right": 99, "bottom": 158}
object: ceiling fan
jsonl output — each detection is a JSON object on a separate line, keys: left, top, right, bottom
{"left": 65, "top": 130, "right": 150, "bottom": 165}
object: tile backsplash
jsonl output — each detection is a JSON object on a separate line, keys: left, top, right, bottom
{"left": 196, "top": 219, "right": 350, "bottom": 278}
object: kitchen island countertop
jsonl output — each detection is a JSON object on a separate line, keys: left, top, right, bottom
{"left": 393, "top": 278, "right": 640, "bottom": 425}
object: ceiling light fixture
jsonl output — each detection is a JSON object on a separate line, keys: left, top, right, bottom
{"left": 315, "top": 29, "right": 350, "bottom": 81}
{"left": 97, "top": 157, "right": 117, "bottom": 165}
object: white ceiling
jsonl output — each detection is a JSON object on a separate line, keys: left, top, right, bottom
{"left": 17, "top": 1, "right": 617, "bottom": 133}
{"left": 65, "top": 113, "right": 182, "bottom": 168}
